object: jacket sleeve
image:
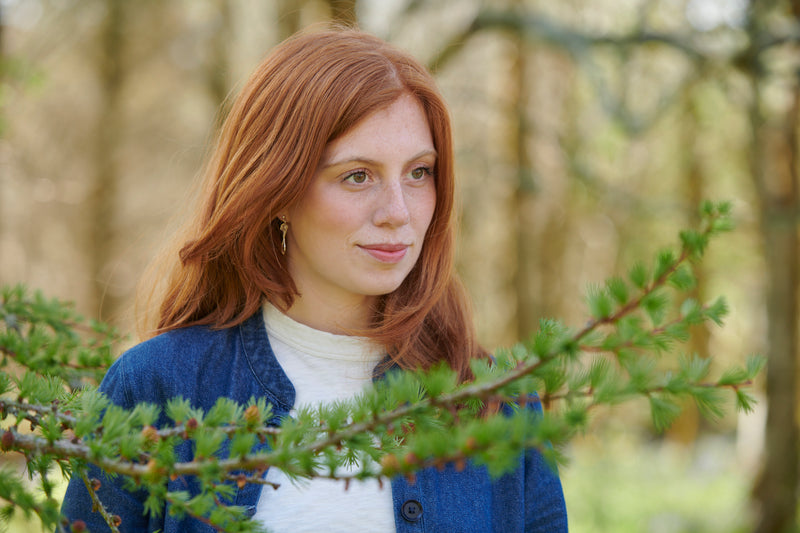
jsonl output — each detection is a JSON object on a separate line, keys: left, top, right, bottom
{"left": 524, "top": 398, "right": 569, "bottom": 532}
{"left": 524, "top": 444, "right": 568, "bottom": 532}
{"left": 60, "top": 355, "right": 156, "bottom": 532}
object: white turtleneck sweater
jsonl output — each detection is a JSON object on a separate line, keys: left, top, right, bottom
{"left": 252, "top": 303, "right": 395, "bottom": 532}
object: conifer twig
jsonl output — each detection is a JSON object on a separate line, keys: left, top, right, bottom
{"left": 79, "top": 469, "right": 121, "bottom": 533}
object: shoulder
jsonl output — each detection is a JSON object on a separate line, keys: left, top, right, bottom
{"left": 120, "top": 323, "right": 239, "bottom": 369}
{"left": 97, "top": 312, "right": 293, "bottom": 416}
{"left": 99, "top": 322, "right": 243, "bottom": 410}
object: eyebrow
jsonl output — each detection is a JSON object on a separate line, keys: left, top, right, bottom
{"left": 320, "top": 149, "right": 438, "bottom": 170}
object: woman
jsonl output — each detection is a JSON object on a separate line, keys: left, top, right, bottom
{"left": 61, "top": 27, "right": 568, "bottom": 532}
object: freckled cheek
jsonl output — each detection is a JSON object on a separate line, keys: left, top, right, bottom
{"left": 412, "top": 188, "right": 437, "bottom": 236}
{"left": 312, "top": 198, "right": 368, "bottom": 249}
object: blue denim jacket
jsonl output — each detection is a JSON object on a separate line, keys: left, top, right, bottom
{"left": 61, "top": 312, "right": 568, "bottom": 532}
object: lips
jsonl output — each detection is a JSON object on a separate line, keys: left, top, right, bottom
{"left": 359, "top": 243, "right": 409, "bottom": 263}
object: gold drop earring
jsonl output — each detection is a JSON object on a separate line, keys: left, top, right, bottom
{"left": 279, "top": 216, "right": 288, "bottom": 255}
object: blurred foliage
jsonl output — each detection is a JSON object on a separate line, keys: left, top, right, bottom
{"left": 563, "top": 429, "right": 754, "bottom": 533}
{"left": 0, "top": 203, "right": 763, "bottom": 531}
{"left": 1, "top": 0, "right": 797, "bottom": 531}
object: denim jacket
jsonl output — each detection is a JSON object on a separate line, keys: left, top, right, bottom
{"left": 61, "top": 312, "right": 568, "bottom": 532}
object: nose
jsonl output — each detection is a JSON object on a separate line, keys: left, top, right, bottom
{"left": 374, "top": 179, "right": 411, "bottom": 227}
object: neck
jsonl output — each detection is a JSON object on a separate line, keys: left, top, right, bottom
{"left": 285, "top": 294, "right": 376, "bottom": 335}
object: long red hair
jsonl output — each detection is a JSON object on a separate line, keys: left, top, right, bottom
{"left": 141, "top": 27, "right": 488, "bottom": 382}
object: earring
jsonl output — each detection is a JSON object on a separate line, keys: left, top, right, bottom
{"left": 279, "top": 216, "right": 288, "bottom": 255}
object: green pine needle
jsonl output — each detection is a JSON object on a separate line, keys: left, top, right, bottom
{"left": 649, "top": 394, "right": 683, "bottom": 432}
{"left": 629, "top": 262, "right": 649, "bottom": 289}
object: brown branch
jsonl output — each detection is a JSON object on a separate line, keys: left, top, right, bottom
{"left": 0, "top": 215, "right": 732, "bottom": 489}
{"left": 428, "top": 9, "right": 711, "bottom": 72}
{"left": 540, "top": 379, "right": 751, "bottom": 405}
{"left": 575, "top": 248, "right": 690, "bottom": 341}
{"left": 79, "top": 469, "right": 121, "bottom": 533}
{"left": 577, "top": 301, "right": 715, "bottom": 355}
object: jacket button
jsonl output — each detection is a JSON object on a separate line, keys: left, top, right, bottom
{"left": 401, "top": 500, "right": 423, "bottom": 522}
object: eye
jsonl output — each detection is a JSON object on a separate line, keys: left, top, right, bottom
{"left": 344, "top": 170, "right": 368, "bottom": 184}
{"left": 410, "top": 166, "right": 432, "bottom": 180}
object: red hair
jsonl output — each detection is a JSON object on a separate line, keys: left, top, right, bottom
{"left": 141, "top": 27, "right": 488, "bottom": 382}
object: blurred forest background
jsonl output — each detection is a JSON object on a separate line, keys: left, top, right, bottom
{"left": 1, "top": 0, "right": 798, "bottom": 531}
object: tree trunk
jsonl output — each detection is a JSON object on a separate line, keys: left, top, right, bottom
{"left": 666, "top": 86, "right": 710, "bottom": 444}
{"left": 326, "top": 0, "right": 357, "bottom": 25}
{"left": 277, "top": 0, "right": 304, "bottom": 41}
{"left": 509, "top": 29, "right": 574, "bottom": 335}
{"left": 750, "top": 61, "right": 800, "bottom": 533}
{"left": 87, "top": 0, "right": 125, "bottom": 321}
{"left": 0, "top": 2, "right": 5, "bottom": 243}
{"left": 510, "top": 25, "right": 529, "bottom": 341}
{"left": 206, "top": 0, "right": 233, "bottom": 110}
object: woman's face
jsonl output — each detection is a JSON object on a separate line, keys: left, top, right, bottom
{"left": 285, "top": 93, "right": 437, "bottom": 327}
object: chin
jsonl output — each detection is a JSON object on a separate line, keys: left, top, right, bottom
{"left": 357, "top": 277, "right": 408, "bottom": 297}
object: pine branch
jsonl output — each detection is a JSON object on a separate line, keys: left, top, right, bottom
{"left": 0, "top": 201, "right": 762, "bottom": 532}
{"left": 79, "top": 470, "right": 121, "bottom": 533}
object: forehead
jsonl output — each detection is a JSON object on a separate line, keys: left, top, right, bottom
{"left": 321, "top": 94, "right": 434, "bottom": 163}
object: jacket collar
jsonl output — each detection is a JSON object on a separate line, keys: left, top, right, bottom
{"left": 237, "top": 311, "right": 296, "bottom": 418}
